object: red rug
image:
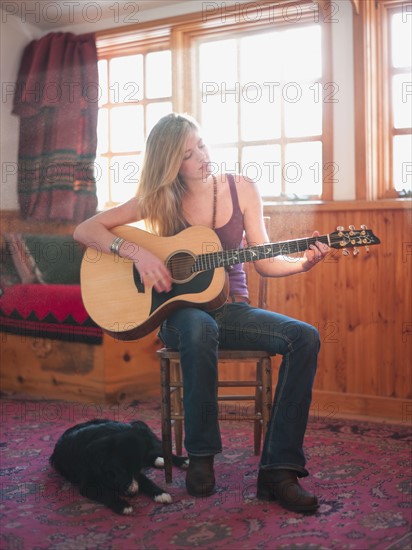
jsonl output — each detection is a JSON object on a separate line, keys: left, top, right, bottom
{"left": 0, "top": 396, "right": 411, "bottom": 550}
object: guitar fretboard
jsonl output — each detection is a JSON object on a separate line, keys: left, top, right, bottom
{"left": 192, "top": 235, "right": 331, "bottom": 273}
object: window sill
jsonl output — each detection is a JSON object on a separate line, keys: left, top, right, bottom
{"left": 263, "top": 198, "right": 412, "bottom": 213}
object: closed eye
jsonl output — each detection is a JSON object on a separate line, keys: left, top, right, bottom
{"left": 183, "top": 141, "right": 205, "bottom": 160}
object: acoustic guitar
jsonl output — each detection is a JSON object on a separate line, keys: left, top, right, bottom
{"left": 80, "top": 224, "right": 380, "bottom": 341}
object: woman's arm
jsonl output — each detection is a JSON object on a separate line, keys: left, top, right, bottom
{"left": 239, "top": 177, "right": 329, "bottom": 277}
{"left": 74, "top": 198, "right": 172, "bottom": 292}
{"left": 74, "top": 197, "right": 142, "bottom": 253}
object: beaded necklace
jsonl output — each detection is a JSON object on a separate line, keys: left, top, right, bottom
{"left": 211, "top": 174, "right": 217, "bottom": 230}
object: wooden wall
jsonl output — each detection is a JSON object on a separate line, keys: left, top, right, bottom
{"left": 255, "top": 200, "right": 411, "bottom": 422}
{"left": 1, "top": 201, "right": 411, "bottom": 421}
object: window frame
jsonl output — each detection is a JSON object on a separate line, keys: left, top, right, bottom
{"left": 96, "top": 0, "right": 335, "bottom": 205}
{"left": 354, "top": 0, "right": 412, "bottom": 199}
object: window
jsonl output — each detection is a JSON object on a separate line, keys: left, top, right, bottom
{"left": 96, "top": 1, "right": 334, "bottom": 207}
{"left": 358, "top": 0, "right": 412, "bottom": 199}
{"left": 194, "top": 24, "right": 326, "bottom": 199}
{"left": 388, "top": 9, "right": 412, "bottom": 195}
{"left": 96, "top": 37, "right": 172, "bottom": 208}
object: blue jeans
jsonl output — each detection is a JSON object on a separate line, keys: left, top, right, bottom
{"left": 159, "top": 302, "right": 320, "bottom": 477}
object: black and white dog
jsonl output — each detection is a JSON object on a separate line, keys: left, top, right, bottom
{"left": 50, "top": 419, "right": 188, "bottom": 515}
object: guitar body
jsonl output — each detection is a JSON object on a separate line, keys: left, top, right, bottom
{"left": 80, "top": 225, "right": 228, "bottom": 340}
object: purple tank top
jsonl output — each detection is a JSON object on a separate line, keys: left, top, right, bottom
{"left": 214, "top": 174, "right": 248, "bottom": 297}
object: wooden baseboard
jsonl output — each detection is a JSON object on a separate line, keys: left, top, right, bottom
{"left": 311, "top": 389, "right": 411, "bottom": 423}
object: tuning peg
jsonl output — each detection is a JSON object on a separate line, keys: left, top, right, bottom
{"left": 342, "top": 249, "right": 350, "bottom": 256}
{"left": 349, "top": 225, "right": 355, "bottom": 231}
{"left": 365, "top": 246, "right": 370, "bottom": 253}
{"left": 353, "top": 247, "right": 359, "bottom": 256}
{"left": 360, "top": 224, "right": 367, "bottom": 230}
{"left": 336, "top": 226, "right": 344, "bottom": 232}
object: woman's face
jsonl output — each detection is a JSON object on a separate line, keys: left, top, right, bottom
{"left": 178, "top": 130, "right": 211, "bottom": 183}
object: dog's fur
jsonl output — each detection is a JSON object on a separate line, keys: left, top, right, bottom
{"left": 50, "top": 419, "right": 188, "bottom": 514}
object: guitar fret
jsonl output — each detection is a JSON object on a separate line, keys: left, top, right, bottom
{"left": 192, "top": 232, "right": 374, "bottom": 273}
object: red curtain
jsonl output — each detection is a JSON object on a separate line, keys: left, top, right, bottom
{"left": 12, "top": 32, "right": 98, "bottom": 222}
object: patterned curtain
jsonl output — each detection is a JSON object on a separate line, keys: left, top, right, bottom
{"left": 12, "top": 32, "right": 98, "bottom": 222}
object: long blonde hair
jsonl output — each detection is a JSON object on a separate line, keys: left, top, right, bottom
{"left": 136, "top": 113, "right": 199, "bottom": 236}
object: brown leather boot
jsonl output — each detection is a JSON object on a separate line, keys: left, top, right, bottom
{"left": 186, "top": 455, "right": 215, "bottom": 497}
{"left": 257, "top": 469, "right": 319, "bottom": 513}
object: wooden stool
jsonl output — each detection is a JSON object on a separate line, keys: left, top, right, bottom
{"left": 157, "top": 347, "right": 273, "bottom": 483}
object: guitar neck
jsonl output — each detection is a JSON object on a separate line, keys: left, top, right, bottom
{"left": 193, "top": 234, "right": 331, "bottom": 272}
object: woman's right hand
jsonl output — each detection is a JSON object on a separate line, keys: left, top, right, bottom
{"left": 123, "top": 243, "right": 172, "bottom": 293}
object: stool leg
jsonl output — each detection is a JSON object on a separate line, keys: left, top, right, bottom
{"left": 171, "top": 361, "right": 183, "bottom": 455}
{"left": 254, "top": 360, "right": 263, "bottom": 455}
{"left": 261, "top": 357, "right": 273, "bottom": 441}
{"left": 160, "top": 357, "right": 173, "bottom": 483}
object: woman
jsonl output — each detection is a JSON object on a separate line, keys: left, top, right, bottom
{"left": 74, "top": 113, "right": 329, "bottom": 513}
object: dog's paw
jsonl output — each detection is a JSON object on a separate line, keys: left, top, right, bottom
{"left": 180, "top": 458, "right": 189, "bottom": 469}
{"left": 172, "top": 455, "right": 190, "bottom": 469}
{"left": 127, "top": 479, "right": 139, "bottom": 495}
{"left": 154, "top": 492, "right": 172, "bottom": 504}
{"left": 154, "top": 457, "right": 164, "bottom": 468}
{"left": 122, "top": 505, "right": 133, "bottom": 515}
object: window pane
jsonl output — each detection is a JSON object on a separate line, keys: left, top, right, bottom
{"left": 146, "top": 50, "right": 172, "bottom": 98}
{"left": 95, "top": 156, "right": 109, "bottom": 209}
{"left": 240, "top": 32, "right": 281, "bottom": 84}
{"left": 110, "top": 155, "right": 141, "bottom": 203}
{"left": 96, "top": 108, "right": 108, "bottom": 153}
{"left": 241, "top": 92, "right": 281, "bottom": 141}
{"left": 199, "top": 39, "right": 237, "bottom": 84}
{"left": 242, "top": 145, "right": 281, "bottom": 196}
{"left": 110, "top": 106, "right": 144, "bottom": 152}
{"left": 146, "top": 102, "right": 173, "bottom": 134}
{"left": 209, "top": 146, "right": 238, "bottom": 176}
{"left": 201, "top": 94, "right": 238, "bottom": 144}
{"left": 98, "top": 60, "right": 108, "bottom": 106}
{"left": 393, "top": 135, "right": 412, "bottom": 192}
{"left": 284, "top": 82, "right": 322, "bottom": 138}
{"left": 392, "top": 73, "right": 412, "bottom": 129}
{"left": 391, "top": 12, "right": 412, "bottom": 69}
{"left": 283, "top": 26, "right": 322, "bottom": 81}
{"left": 285, "top": 141, "right": 322, "bottom": 196}
{"left": 110, "top": 55, "right": 143, "bottom": 103}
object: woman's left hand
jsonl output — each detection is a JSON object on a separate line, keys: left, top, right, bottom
{"left": 302, "top": 231, "right": 330, "bottom": 271}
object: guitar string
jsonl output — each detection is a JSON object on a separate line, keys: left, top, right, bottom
{"left": 162, "top": 236, "right": 360, "bottom": 268}
{"left": 160, "top": 235, "right": 365, "bottom": 273}
{"left": 129, "top": 230, "right": 371, "bottom": 273}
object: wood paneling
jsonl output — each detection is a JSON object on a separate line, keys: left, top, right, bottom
{"left": 0, "top": 331, "right": 161, "bottom": 403}
{"left": 1, "top": 202, "right": 411, "bottom": 421}
{"left": 0, "top": 213, "right": 161, "bottom": 403}
{"left": 258, "top": 200, "right": 411, "bottom": 421}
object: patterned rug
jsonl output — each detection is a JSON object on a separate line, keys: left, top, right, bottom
{"left": 0, "top": 396, "right": 411, "bottom": 550}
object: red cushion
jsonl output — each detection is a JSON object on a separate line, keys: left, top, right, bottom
{"left": 0, "top": 284, "right": 89, "bottom": 324}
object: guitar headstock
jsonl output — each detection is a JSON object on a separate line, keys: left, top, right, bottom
{"left": 329, "top": 225, "right": 381, "bottom": 255}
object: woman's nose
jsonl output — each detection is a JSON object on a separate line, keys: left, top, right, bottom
{"left": 197, "top": 148, "right": 206, "bottom": 161}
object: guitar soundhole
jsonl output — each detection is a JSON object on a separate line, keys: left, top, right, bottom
{"left": 167, "top": 252, "right": 196, "bottom": 282}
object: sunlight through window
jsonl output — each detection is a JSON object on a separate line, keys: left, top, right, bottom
{"left": 390, "top": 11, "right": 412, "bottom": 193}
{"left": 96, "top": 48, "right": 172, "bottom": 208}
{"left": 196, "top": 24, "right": 324, "bottom": 199}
